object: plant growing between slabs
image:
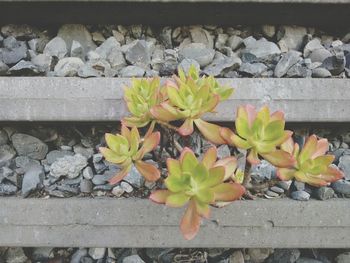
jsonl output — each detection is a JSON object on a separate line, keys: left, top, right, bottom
{"left": 99, "top": 66, "right": 344, "bottom": 240}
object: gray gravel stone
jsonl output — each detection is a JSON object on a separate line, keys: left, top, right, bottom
{"left": 274, "top": 51, "right": 301, "bottom": 77}
{"left": 50, "top": 154, "right": 87, "bottom": 179}
{"left": 120, "top": 181, "right": 133, "bottom": 193}
{"left": 89, "top": 248, "right": 106, "bottom": 260}
{"left": 0, "top": 129, "right": 9, "bottom": 145}
{"left": 120, "top": 65, "right": 145, "bottom": 77}
{"left": 239, "top": 62, "right": 268, "bottom": 77}
{"left": 242, "top": 38, "right": 281, "bottom": 61}
{"left": 1, "top": 24, "right": 38, "bottom": 40}
{"left": 266, "top": 190, "right": 280, "bottom": 198}
{"left": 43, "top": 36, "right": 67, "bottom": 59}
{"left": 251, "top": 160, "right": 276, "bottom": 181}
{"left": 82, "top": 166, "right": 94, "bottom": 180}
{"left": 262, "top": 25, "right": 276, "bottom": 38}
{"left": 314, "top": 187, "right": 334, "bottom": 200}
{"left": 58, "top": 24, "right": 96, "bottom": 55}
{"left": 123, "top": 165, "right": 145, "bottom": 188}
{"left": 71, "top": 248, "right": 88, "bottom": 263}
{"left": 203, "top": 52, "right": 241, "bottom": 76}
{"left": 15, "top": 156, "right": 40, "bottom": 171}
{"left": 336, "top": 252, "right": 350, "bottom": 263}
{"left": 112, "top": 185, "right": 125, "bottom": 197}
{"left": 8, "top": 60, "right": 39, "bottom": 75}
{"left": 46, "top": 150, "right": 74, "bottom": 165}
{"left": 309, "top": 48, "right": 332, "bottom": 63}
{"left": 70, "top": 40, "right": 84, "bottom": 60}
{"left": 229, "top": 250, "right": 244, "bottom": 263}
{"left": 12, "top": 133, "right": 48, "bottom": 160}
{"left": 123, "top": 255, "right": 145, "bottom": 263}
{"left": 312, "top": 67, "right": 332, "bottom": 78}
{"left": 0, "top": 61, "right": 9, "bottom": 75}
{"left": 179, "top": 43, "right": 215, "bottom": 67}
{"left": 80, "top": 179, "right": 93, "bottom": 193}
{"left": 278, "top": 26, "right": 307, "bottom": 51}
{"left": 0, "top": 182, "right": 17, "bottom": 195}
{"left": 22, "top": 165, "right": 44, "bottom": 197}
{"left": 77, "top": 64, "right": 102, "bottom": 78}
{"left": 332, "top": 180, "right": 350, "bottom": 195}
{"left": 292, "top": 181, "right": 305, "bottom": 191}
{"left": 304, "top": 38, "right": 324, "bottom": 58}
{"left": 31, "top": 247, "right": 54, "bottom": 261}
{"left": 286, "top": 63, "right": 310, "bottom": 78}
{"left": 277, "top": 180, "right": 292, "bottom": 191}
{"left": 322, "top": 49, "right": 346, "bottom": 75}
{"left": 216, "top": 145, "right": 231, "bottom": 159}
{"left": 270, "top": 186, "right": 285, "bottom": 194}
{"left": 5, "top": 248, "right": 28, "bottom": 263}
{"left": 291, "top": 190, "right": 310, "bottom": 201}
{"left": 31, "top": 53, "right": 52, "bottom": 73}
{"left": 125, "top": 40, "right": 151, "bottom": 67}
{"left": 0, "top": 37, "right": 28, "bottom": 65}
{"left": 338, "top": 155, "right": 350, "bottom": 180}
{"left": 0, "top": 144, "right": 16, "bottom": 166}
{"left": 227, "top": 35, "right": 243, "bottom": 50}
{"left": 248, "top": 248, "right": 273, "bottom": 263}
{"left": 189, "top": 26, "right": 213, "bottom": 49}
{"left": 54, "top": 57, "right": 84, "bottom": 77}
{"left": 296, "top": 258, "right": 323, "bottom": 263}
{"left": 266, "top": 249, "right": 300, "bottom": 263}
{"left": 73, "top": 145, "right": 94, "bottom": 159}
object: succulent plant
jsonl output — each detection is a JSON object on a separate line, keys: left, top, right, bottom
{"left": 151, "top": 66, "right": 234, "bottom": 144}
{"left": 123, "top": 78, "right": 164, "bottom": 128}
{"left": 150, "top": 147, "right": 245, "bottom": 240}
{"left": 277, "top": 135, "right": 344, "bottom": 186}
{"left": 220, "top": 105, "right": 295, "bottom": 167}
{"left": 99, "top": 125, "right": 161, "bottom": 185}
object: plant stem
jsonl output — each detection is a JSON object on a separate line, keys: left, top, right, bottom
{"left": 157, "top": 121, "right": 178, "bottom": 132}
{"left": 242, "top": 158, "right": 252, "bottom": 187}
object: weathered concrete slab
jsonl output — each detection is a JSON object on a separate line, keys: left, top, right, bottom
{"left": 0, "top": 198, "right": 349, "bottom": 247}
{"left": 0, "top": 1, "right": 349, "bottom": 25}
{"left": 0, "top": 78, "right": 349, "bottom": 122}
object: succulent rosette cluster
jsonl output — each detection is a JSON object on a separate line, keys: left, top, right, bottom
{"left": 99, "top": 125, "right": 160, "bottom": 184}
{"left": 150, "top": 147, "right": 245, "bottom": 240}
{"left": 99, "top": 66, "right": 343, "bottom": 240}
{"left": 277, "top": 135, "right": 344, "bottom": 186}
{"left": 221, "top": 105, "right": 295, "bottom": 167}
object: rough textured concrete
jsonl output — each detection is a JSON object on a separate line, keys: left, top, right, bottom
{"left": 0, "top": 77, "right": 349, "bottom": 122}
{"left": 0, "top": 0, "right": 349, "bottom": 3}
{"left": 0, "top": 198, "right": 349, "bottom": 247}
{"left": 0, "top": 1, "right": 349, "bottom": 26}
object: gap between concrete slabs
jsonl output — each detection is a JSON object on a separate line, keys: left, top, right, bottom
{"left": 0, "top": 198, "right": 349, "bottom": 247}
{"left": 0, "top": 78, "right": 349, "bottom": 122}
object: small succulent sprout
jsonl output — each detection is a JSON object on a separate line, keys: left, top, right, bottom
{"left": 151, "top": 67, "right": 232, "bottom": 144}
{"left": 201, "top": 146, "right": 238, "bottom": 181}
{"left": 99, "top": 125, "right": 161, "bottom": 185}
{"left": 150, "top": 147, "right": 245, "bottom": 240}
{"left": 122, "top": 78, "right": 164, "bottom": 128}
{"left": 177, "top": 65, "right": 234, "bottom": 101}
{"left": 220, "top": 105, "right": 295, "bottom": 167}
{"left": 277, "top": 135, "right": 344, "bottom": 187}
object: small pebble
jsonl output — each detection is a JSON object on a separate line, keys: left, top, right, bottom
{"left": 291, "top": 190, "right": 310, "bottom": 201}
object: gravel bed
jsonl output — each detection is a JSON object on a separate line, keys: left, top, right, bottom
{"left": 0, "top": 24, "right": 349, "bottom": 78}
{"left": 0, "top": 247, "right": 349, "bottom": 263}
{"left": 0, "top": 124, "right": 349, "bottom": 200}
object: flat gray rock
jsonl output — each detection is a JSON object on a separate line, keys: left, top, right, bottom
{"left": 12, "top": 133, "right": 48, "bottom": 160}
{"left": 179, "top": 43, "right": 215, "bottom": 67}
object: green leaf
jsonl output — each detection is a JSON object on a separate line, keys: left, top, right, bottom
{"left": 166, "top": 192, "right": 191, "bottom": 207}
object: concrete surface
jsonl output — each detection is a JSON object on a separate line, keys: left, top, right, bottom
{"left": 0, "top": 77, "right": 349, "bottom": 122}
{"left": 0, "top": 198, "right": 349, "bottom": 247}
{"left": 0, "top": 0, "right": 349, "bottom": 25}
